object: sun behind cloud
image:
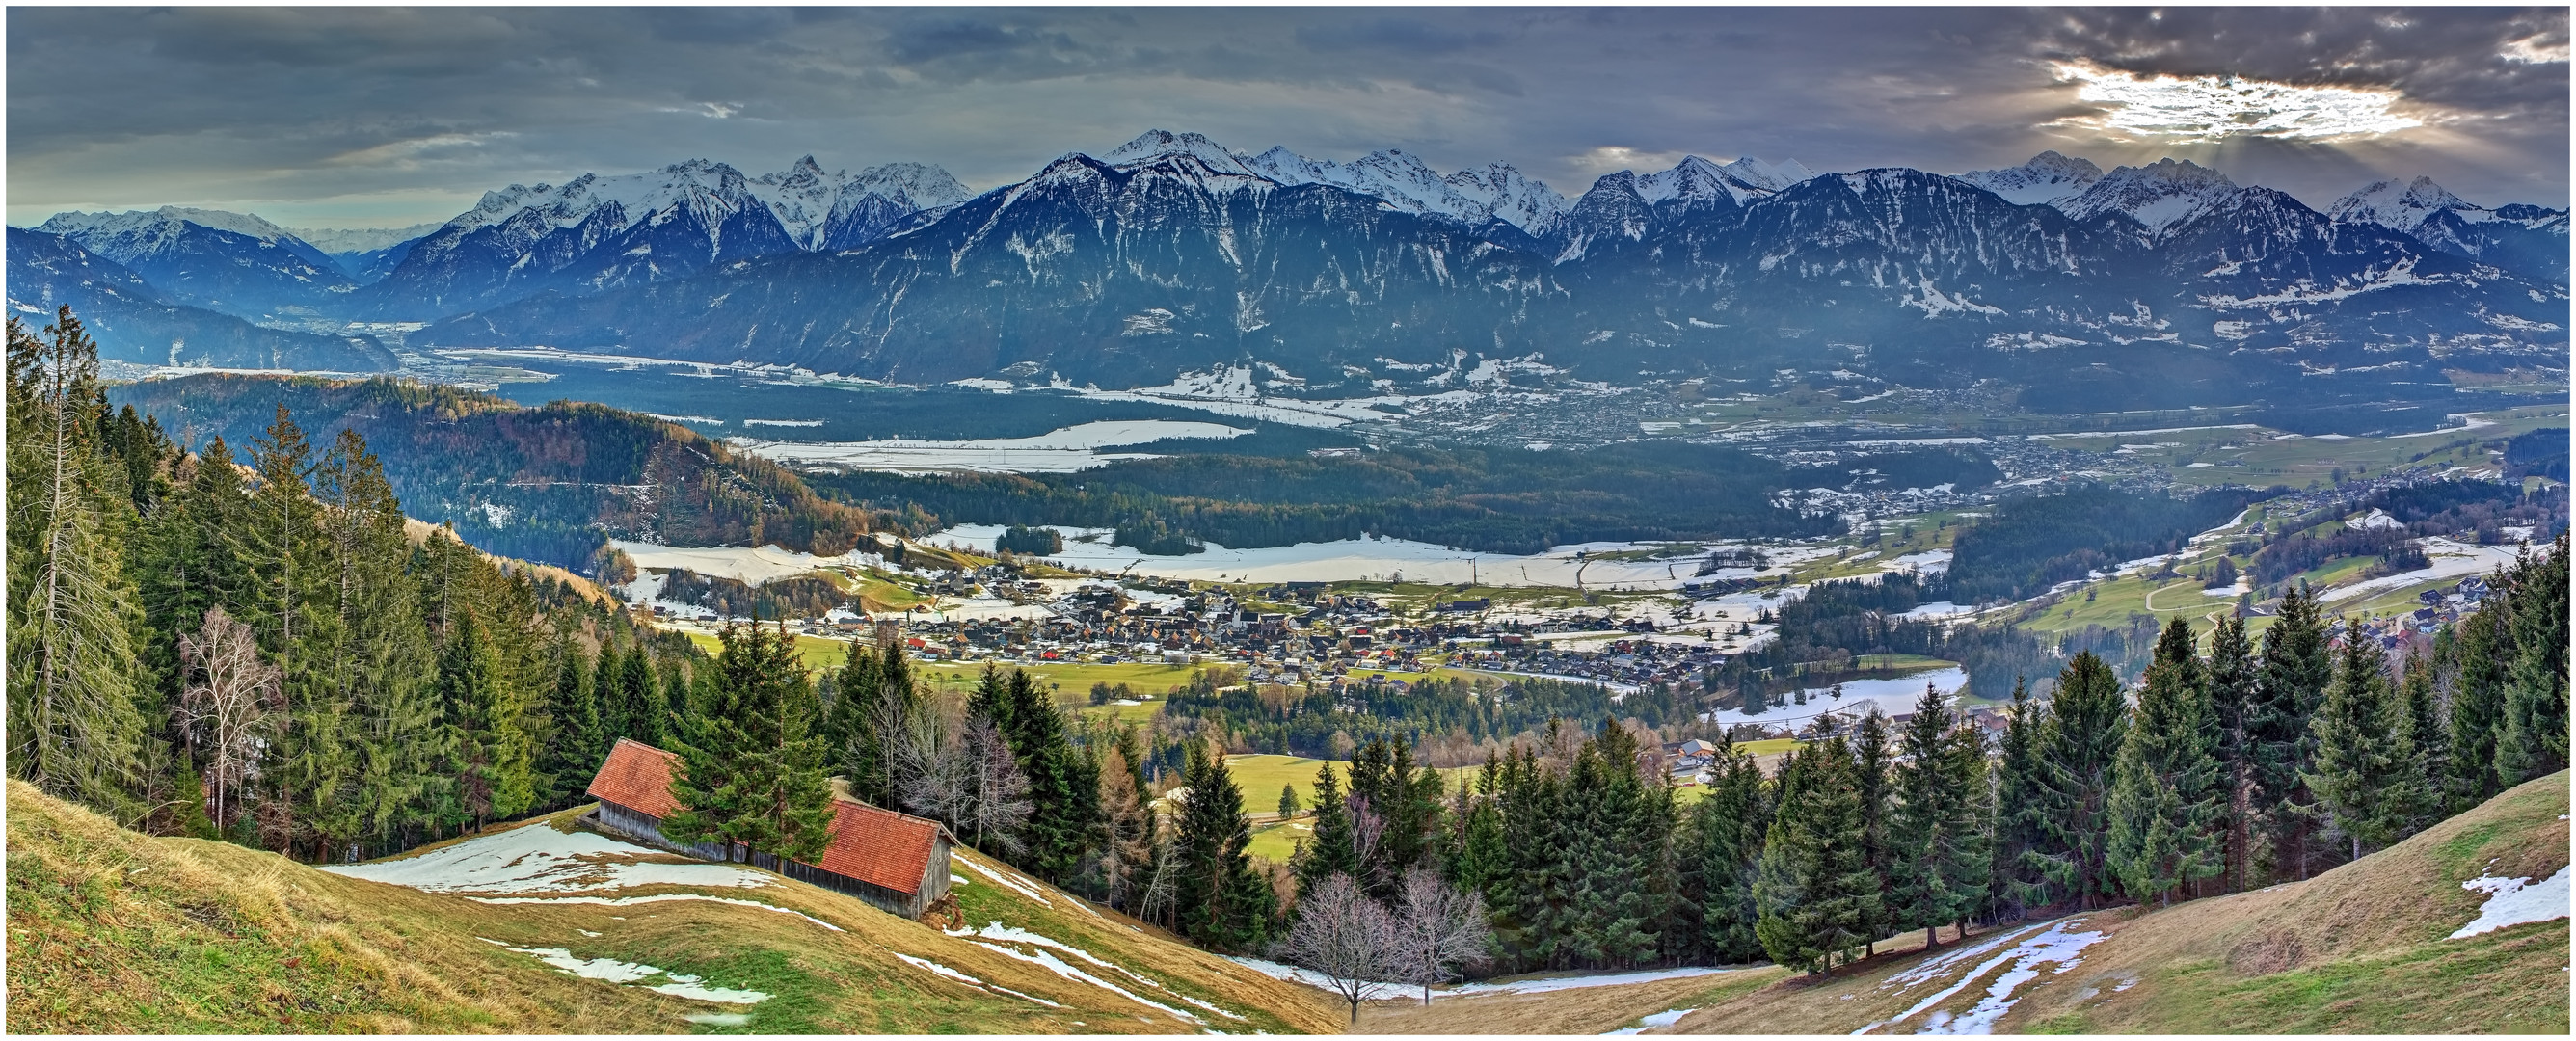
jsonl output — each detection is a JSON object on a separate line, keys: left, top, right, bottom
{"left": 2051, "top": 60, "right": 2424, "bottom": 144}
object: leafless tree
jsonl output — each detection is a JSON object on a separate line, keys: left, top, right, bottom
{"left": 1346, "top": 793, "right": 1386, "bottom": 888}
{"left": 174, "top": 607, "right": 280, "bottom": 832}
{"left": 960, "top": 717, "right": 1032, "bottom": 855}
{"left": 1390, "top": 867, "right": 1492, "bottom": 1004}
{"left": 1097, "top": 747, "right": 1155, "bottom": 911}
{"left": 1271, "top": 871, "right": 1398, "bottom": 1026}
{"left": 1138, "top": 829, "right": 1184, "bottom": 930}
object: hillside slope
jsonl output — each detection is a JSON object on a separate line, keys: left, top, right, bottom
{"left": 5, "top": 784, "right": 1340, "bottom": 1033}
{"left": 1658, "top": 771, "right": 2569, "bottom": 1034}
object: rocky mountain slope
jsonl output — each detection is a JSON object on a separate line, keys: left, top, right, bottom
{"left": 34, "top": 206, "right": 357, "bottom": 317}
{"left": 405, "top": 133, "right": 2564, "bottom": 406}
{"left": 6, "top": 228, "right": 397, "bottom": 371}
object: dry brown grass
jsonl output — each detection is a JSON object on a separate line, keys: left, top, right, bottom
{"left": 6, "top": 783, "right": 1346, "bottom": 1034}
{"left": 1354, "top": 968, "right": 1785, "bottom": 1034}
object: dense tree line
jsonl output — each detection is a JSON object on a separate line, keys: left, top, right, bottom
{"left": 1949, "top": 486, "right": 2259, "bottom": 602}
{"left": 1266, "top": 547, "right": 2563, "bottom": 984}
{"left": 110, "top": 373, "right": 895, "bottom": 577}
{"left": 1705, "top": 572, "right": 2055, "bottom": 704}
{"left": 1161, "top": 672, "right": 1634, "bottom": 758}
{"left": 2251, "top": 526, "right": 2422, "bottom": 585}
{"left": 807, "top": 440, "right": 1845, "bottom": 556}
{"left": 658, "top": 568, "right": 849, "bottom": 621}
{"left": 7, "top": 307, "right": 707, "bottom": 860}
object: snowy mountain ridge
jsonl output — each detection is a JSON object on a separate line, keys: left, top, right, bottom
{"left": 2057, "top": 157, "right": 2242, "bottom": 236}
{"left": 1955, "top": 151, "right": 2105, "bottom": 206}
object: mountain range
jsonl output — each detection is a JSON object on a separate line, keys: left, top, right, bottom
{"left": 13, "top": 131, "right": 2566, "bottom": 407}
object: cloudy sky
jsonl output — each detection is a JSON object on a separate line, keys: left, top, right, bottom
{"left": 8, "top": 6, "right": 2566, "bottom": 228}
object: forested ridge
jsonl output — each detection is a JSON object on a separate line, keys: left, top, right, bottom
{"left": 1949, "top": 485, "right": 2263, "bottom": 602}
{"left": 111, "top": 373, "right": 891, "bottom": 576}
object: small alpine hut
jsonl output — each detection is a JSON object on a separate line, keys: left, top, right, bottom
{"left": 585, "top": 737, "right": 954, "bottom": 919}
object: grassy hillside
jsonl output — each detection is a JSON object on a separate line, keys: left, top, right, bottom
{"left": 5, "top": 784, "right": 1340, "bottom": 1034}
{"left": 1360, "top": 772, "right": 2567, "bottom": 1035}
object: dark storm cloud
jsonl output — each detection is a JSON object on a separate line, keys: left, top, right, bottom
{"left": 7, "top": 7, "right": 2563, "bottom": 228}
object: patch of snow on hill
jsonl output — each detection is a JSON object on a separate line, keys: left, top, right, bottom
{"left": 320, "top": 819, "right": 771, "bottom": 894}
{"left": 2449, "top": 866, "right": 2571, "bottom": 939}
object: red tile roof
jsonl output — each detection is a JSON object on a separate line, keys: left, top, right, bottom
{"left": 588, "top": 738, "right": 684, "bottom": 819}
{"left": 585, "top": 738, "right": 945, "bottom": 897}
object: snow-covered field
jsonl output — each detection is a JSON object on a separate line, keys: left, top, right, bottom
{"left": 610, "top": 541, "right": 879, "bottom": 586}
{"left": 1703, "top": 668, "right": 1972, "bottom": 731}
{"left": 2318, "top": 538, "right": 2526, "bottom": 606}
{"left": 928, "top": 524, "right": 1812, "bottom": 589}
{"left": 319, "top": 820, "right": 771, "bottom": 894}
{"left": 730, "top": 419, "right": 1251, "bottom": 473}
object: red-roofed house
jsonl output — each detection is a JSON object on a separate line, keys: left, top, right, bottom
{"left": 584, "top": 738, "right": 955, "bottom": 919}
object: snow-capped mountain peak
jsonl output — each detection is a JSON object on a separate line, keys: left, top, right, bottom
{"left": 1103, "top": 129, "right": 1263, "bottom": 177}
{"left": 2330, "top": 176, "right": 2480, "bottom": 232}
{"left": 1717, "top": 156, "right": 1814, "bottom": 193}
{"left": 39, "top": 205, "right": 300, "bottom": 245}
{"left": 2059, "top": 157, "right": 2241, "bottom": 235}
{"left": 1956, "top": 151, "right": 2105, "bottom": 206}
{"left": 1443, "top": 162, "right": 1570, "bottom": 234}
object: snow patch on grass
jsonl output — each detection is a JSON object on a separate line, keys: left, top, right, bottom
{"left": 492, "top": 942, "right": 771, "bottom": 1005}
{"left": 1604, "top": 1007, "right": 1696, "bottom": 1034}
{"left": 1860, "top": 919, "right": 2105, "bottom": 1035}
{"left": 894, "top": 952, "right": 1065, "bottom": 1007}
{"left": 2450, "top": 866, "right": 2572, "bottom": 939}
{"left": 1444, "top": 965, "right": 1735, "bottom": 997}
{"left": 974, "top": 942, "right": 1202, "bottom": 1023}
{"left": 952, "top": 854, "right": 1052, "bottom": 905}
{"left": 319, "top": 820, "right": 772, "bottom": 894}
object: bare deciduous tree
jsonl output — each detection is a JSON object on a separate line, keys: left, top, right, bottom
{"left": 1391, "top": 867, "right": 1493, "bottom": 1004}
{"left": 1271, "top": 871, "right": 1398, "bottom": 1026}
{"left": 174, "top": 606, "right": 280, "bottom": 832}
{"left": 961, "top": 717, "right": 1032, "bottom": 855}
{"left": 1097, "top": 747, "right": 1155, "bottom": 911}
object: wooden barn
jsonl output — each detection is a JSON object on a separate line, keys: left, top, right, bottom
{"left": 584, "top": 737, "right": 954, "bottom": 919}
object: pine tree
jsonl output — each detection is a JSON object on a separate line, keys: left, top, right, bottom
{"left": 2204, "top": 615, "right": 2260, "bottom": 893}
{"left": 2495, "top": 536, "right": 2569, "bottom": 785}
{"left": 5, "top": 310, "right": 148, "bottom": 816}
{"left": 2445, "top": 593, "right": 2512, "bottom": 808}
{"left": 137, "top": 437, "right": 254, "bottom": 714}
{"left": 2106, "top": 619, "right": 2223, "bottom": 906}
{"left": 167, "top": 755, "right": 220, "bottom": 840}
{"left": 667, "top": 624, "right": 835, "bottom": 864}
{"left": 439, "top": 609, "right": 532, "bottom": 833}
{"left": 1991, "top": 680, "right": 2053, "bottom": 917}
{"left": 1562, "top": 722, "right": 1659, "bottom": 968}
{"left": 2396, "top": 649, "right": 2448, "bottom": 836}
{"left": 2031, "top": 651, "right": 2128, "bottom": 909}
{"left": 1681, "top": 736, "right": 1769, "bottom": 963}
{"left": 1174, "top": 740, "right": 1271, "bottom": 950}
{"left": 2308, "top": 631, "right": 2419, "bottom": 861}
{"left": 1889, "top": 682, "right": 1991, "bottom": 948}
{"left": 541, "top": 631, "right": 604, "bottom": 802}
{"left": 1850, "top": 709, "right": 1894, "bottom": 954}
{"left": 2252, "top": 586, "right": 2333, "bottom": 880}
{"left": 311, "top": 429, "right": 430, "bottom": 858}
{"left": 607, "top": 642, "right": 663, "bottom": 748}
{"left": 1755, "top": 737, "right": 1878, "bottom": 974}
{"left": 1445, "top": 756, "right": 1509, "bottom": 905}
{"left": 1295, "top": 762, "right": 1358, "bottom": 901}
{"left": 998, "top": 667, "right": 1089, "bottom": 882}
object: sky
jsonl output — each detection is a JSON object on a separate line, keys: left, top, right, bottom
{"left": 8, "top": 6, "right": 2567, "bottom": 229}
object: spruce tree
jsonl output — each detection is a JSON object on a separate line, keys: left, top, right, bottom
{"left": 2445, "top": 595, "right": 2511, "bottom": 807}
{"left": 1889, "top": 682, "right": 1991, "bottom": 948}
{"left": 1294, "top": 762, "right": 1358, "bottom": 901}
{"left": 2106, "top": 619, "right": 2223, "bottom": 906}
{"left": 2495, "top": 536, "right": 2570, "bottom": 785}
{"left": 2032, "top": 651, "right": 2128, "bottom": 909}
{"left": 667, "top": 624, "right": 835, "bottom": 864}
{"left": 2396, "top": 649, "right": 2448, "bottom": 836}
{"left": 2252, "top": 585, "right": 2333, "bottom": 880}
{"left": 1990, "top": 680, "right": 2053, "bottom": 916}
{"left": 1755, "top": 737, "right": 1877, "bottom": 974}
{"left": 1849, "top": 709, "right": 1894, "bottom": 954}
{"left": 2307, "top": 632, "right": 2418, "bottom": 862}
{"left": 1682, "top": 736, "right": 1769, "bottom": 964}
{"left": 439, "top": 609, "right": 532, "bottom": 833}
{"left": 2204, "top": 615, "right": 2260, "bottom": 893}
{"left": 1174, "top": 740, "right": 1271, "bottom": 950}
{"left": 138, "top": 437, "right": 254, "bottom": 715}
{"left": 4, "top": 310, "right": 148, "bottom": 816}
{"left": 314, "top": 431, "right": 434, "bottom": 854}
{"left": 541, "top": 632, "right": 604, "bottom": 802}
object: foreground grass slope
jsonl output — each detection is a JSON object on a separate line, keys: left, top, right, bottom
{"left": 1660, "top": 771, "right": 2568, "bottom": 1035}
{"left": 5, "top": 784, "right": 1340, "bottom": 1033}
